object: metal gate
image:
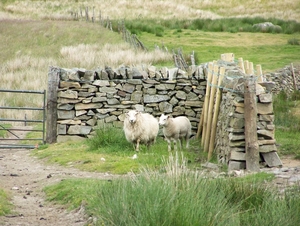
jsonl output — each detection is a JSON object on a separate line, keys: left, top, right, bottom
{"left": 0, "top": 89, "right": 46, "bottom": 149}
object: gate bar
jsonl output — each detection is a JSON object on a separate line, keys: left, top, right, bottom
{"left": 0, "top": 89, "right": 44, "bottom": 94}
{"left": 0, "top": 107, "right": 44, "bottom": 110}
{"left": 0, "top": 119, "right": 44, "bottom": 123}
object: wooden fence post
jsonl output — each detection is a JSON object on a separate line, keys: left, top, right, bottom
{"left": 244, "top": 75, "right": 260, "bottom": 171}
{"left": 204, "top": 64, "right": 219, "bottom": 152}
{"left": 244, "top": 60, "right": 249, "bottom": 74}
{"left": 238, "top": 58, "right": 245, "bottom": 73}
{"left": 46, "top": 67, "right": 60, "bottom": 144}
{"left": 291, "top": 63, "right": 297, "bottom": 90}
{"left": 208, "top": 66, "right": 225, "bottom": 160}
{"left": 249, "top": 62, "right": 254, "bottom": 75}
{"left": 201, "top": 62, "right": 214, "bottom": 147}
{"left": 256, "top": 64, "right": 263, "bottom": 82}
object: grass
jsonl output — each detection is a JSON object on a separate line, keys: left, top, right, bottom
{"left": 0, "top": 0, "right": 299, "bottom": 221}
{"left": 0, "top": 124, "right": 11, "bottom": 138}
{"left": 32, "top": 126, "right": 204, "bottom": 174}
{"left": 139, "top": 29, "right": 300, "bottom": 71}
{"left": 124, "top": 17, "right": 300, "bottom": 35}
{"left": 273, "top": 90, "right": 300, "bottom": 159}
{"left": 0, "top": 189, "right": 12, "bottom": 216}
{"left": 43, "top": 156, "right": 300, "bottom": 226}
{"left": 2, "top": 0, "right": 300, "bottom": 22}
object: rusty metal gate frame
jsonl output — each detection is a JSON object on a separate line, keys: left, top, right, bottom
{"left": 0, "top": 89, "right": 46, "bottom": 149}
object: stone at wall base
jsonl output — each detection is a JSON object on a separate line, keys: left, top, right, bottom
{"left": 228, "top": 160, "right": 246, "bottom": 171}
{"left": 57, "top": 135, "right": 86, "bottom": 143}
{"left": 261, "top": 152, "right": 283, "bottom": 167}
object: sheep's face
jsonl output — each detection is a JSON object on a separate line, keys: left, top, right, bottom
{"left": 126, "top": 110, "right": 139, "bottom": 124}
{"left": 159, "top": 114, "right": 169, "bottom": 127}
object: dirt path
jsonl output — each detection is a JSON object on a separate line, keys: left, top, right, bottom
{"left": 0, "top": 148, "right": 118, "bottom": 226}
{"left": 0, "top": 127, "right": 118, "bottom": 226}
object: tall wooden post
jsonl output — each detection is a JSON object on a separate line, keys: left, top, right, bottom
{"left": 244, "top": 75, "right": 260, "bottom": 171}
{"left": 46, "top": 67, "right": 60, "bottom": 144}
{"left": 256, "top": 64, "right": 263, "bottom": 83}
{"left": 238, "top": 58, "right": 245, "bottom": 73}
{"left": 201, "top": 62, "right": 214, "bottom": 147}
{"left": 204, "top": 64, "right": 219, "bottom": 152}
{"left": 291, "top": 63, "right": 297, "bottom": 90}
{"left": 208, "top": 67, "right": 225, "bottom": 160}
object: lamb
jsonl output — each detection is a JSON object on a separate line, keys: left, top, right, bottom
{"left": 123, "top": 110, "right": 159, "bottom": 152}
{"left": 158, "top": 114, "right": 192, "bottom": 151}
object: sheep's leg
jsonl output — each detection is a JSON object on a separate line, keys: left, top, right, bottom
{"left": 173, "top": 139, "right": 177, "bottom": 151}
{"left": 136, "top": 139, "right": 140, "bottom": 152}
{"left": 185, "top": 134, "right": 190, "bottom": 149}
{"left": 178, "top": 138, "right": 183, "bottom": 150}
{"left": 185, "top": 138, "right": 189, "bottom": 149}
{"left": 166, "top": 138, "right": 172, "bottom": 152}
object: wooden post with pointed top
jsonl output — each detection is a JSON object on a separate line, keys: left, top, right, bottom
{"left": 238, "top": 58, "right": 245, "bottom": 73}
{"left": 208, "top": 66, "right": 225, "bottom": 160}
{"left": 204, "top": 64, "right": 219, "bottom": 152}
{"left": 291, "top": 63, "right": 297, "bottom": 90}
{"left": 201, "top": 62, "right": 214, "bottom": 147}
{"left": 256, "top": 64, "right": 263, "bottom": 82}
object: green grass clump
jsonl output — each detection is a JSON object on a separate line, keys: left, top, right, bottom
{"left": 43, "top": 157, "right": 300, "bottom": 226}
{"left": 43, "top": 178, "right": 102, "bottom": 210}
{"left": 273, "top": 91, "right": 300, "bottom": 130}
{"left": 0, "top": 189, "right": 12, "bottom": 216}
{"left": 0, "top": 124, "right": 11, "bottom": 138}
{"left": 85, "top": 125, "right": 132, "bottom": 153}
{"left": 124, "top": 17, "right": 300, "bottom": 36}
{"left": 288, "top": 38, "right": 300, "bottom": 45}
{"left": 274, "top": 90, "right": 300, "bottom": 158}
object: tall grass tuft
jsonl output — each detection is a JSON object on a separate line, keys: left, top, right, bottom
{"left": 85, "top": 125, "right": 132, "bottom": 153}
{"left": 84, "top": 153, "right": 300, "bottom": 226}
{"left": 0, "top": 188, "right": 12, "bottom": 216}
{"left": 273, "top": 90, "right": 300, "bottom": 131}
{"left": 87, "top": 153, "right": 240, "bottom": 226}
{"left": 287, "top": 38, "right": 300, "bottom": 45}
{"left": 43, "top": 152, "right": 300, "bottom": 226}
{"left": 274, "top": 90, "right": 300, "bottom": 157}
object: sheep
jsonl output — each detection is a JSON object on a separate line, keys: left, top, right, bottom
{"left": 123, "top": 110, "right": 159, "bottom": 152}
{"left": 158, "top": 114, "right": 192, "bottom": 151}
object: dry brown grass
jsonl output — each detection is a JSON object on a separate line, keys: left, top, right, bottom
{"left": 59, "top": 43, "right": 172, "bottom": 69}
{"left": 2, "top": 0, "right": 300, "bottom": 22}
{"left": 0, "top": 17, "right": 172, "bottom": 123}
{"left": 0, "top": 0, "right": 299, "bottom": 123}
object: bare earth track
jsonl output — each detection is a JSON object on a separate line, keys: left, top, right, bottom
{"left": 0, "top": 127, "right": 299, "bottom": 226}
{"left": 0, "top": 128, "right": 117, "bottom": 226}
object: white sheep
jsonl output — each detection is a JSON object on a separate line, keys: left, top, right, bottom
{"left": 159, "top": 114, "right": 192, "bottom": 151}
{"left": 123, "top": 110, "right": 159, "bottom": 151}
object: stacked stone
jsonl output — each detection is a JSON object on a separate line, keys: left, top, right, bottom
{"left": 215, "top": 67, "right": 280, "bottom": 170}
{"left": 264, "top": 64, "right": 300, "bottom": 95}
{"left": 55, "top": 65, "right": 207, "bottom": 141}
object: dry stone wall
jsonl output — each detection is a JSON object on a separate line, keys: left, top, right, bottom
{"left": 54, "top": 65, "right": 207, "bottom": 142}
{"left": 50, "top": 58, "right": 293, "bottom": 170}
{"left": 265, "top": 64, "right": 300, "bottom": 95}
{"left": 215, "top": 63, "right": 282, "bottom": 170}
